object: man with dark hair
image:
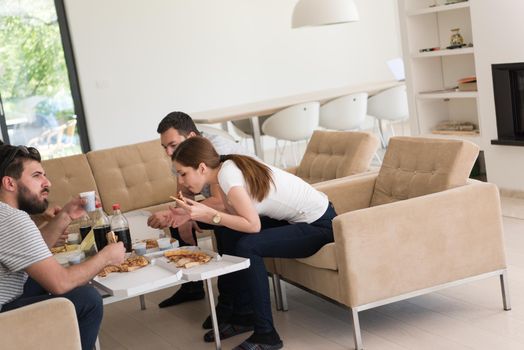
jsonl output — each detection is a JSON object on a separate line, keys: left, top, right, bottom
{"left": 0, "top": 144, "right": 126, "bottom": 350}
{"left": 148, "top": 111, "right": 255, "bottom": 341}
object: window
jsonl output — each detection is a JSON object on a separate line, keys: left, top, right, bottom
{"left": 0, "top": 0, "right": 90, "bottom": 159}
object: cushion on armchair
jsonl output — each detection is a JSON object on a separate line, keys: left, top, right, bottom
{"left": 370, "top": 137, "right": 479, "bottom": 206}
{"left": 295, "top": 130, "right": 379, "bottom": 184}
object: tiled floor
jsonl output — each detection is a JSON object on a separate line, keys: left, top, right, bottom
{"left": 99, "top": 197, "right": 524, "bottom": 350}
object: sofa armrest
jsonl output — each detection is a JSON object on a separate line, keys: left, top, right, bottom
{"left": 0, "top": 298, "right": 81, "bottom": 349}
{"left": 314, "top": 172, "right": 378, "bottom": 214}
{"left": 333, "top": 181, "right": 507, "bottom": 307}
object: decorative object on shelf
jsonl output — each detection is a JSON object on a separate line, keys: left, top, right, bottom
{"left": 292, "top": 0, "right": 360, "bottom": 28}
{"left": 450, "top": 28, "right": 465, "bottom": 47}
{"left": 433, "top": 121, "right": 479, "bottom": 135}
{"left": 457, "top": 76, "right": 477, "bottom": 91}
{"left": 419, "top": 46, "right": 441, "bottom": 53}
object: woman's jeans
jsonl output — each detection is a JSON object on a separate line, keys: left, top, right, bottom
{"left": 1, "top": 278, "right": 103, "bottom": 350}
{"left": 217, "top": 203, "right": 337, "bottom": 334}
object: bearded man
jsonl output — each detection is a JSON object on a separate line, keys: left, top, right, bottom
{"left": 0, "top": 144, "right": 126, "bottom": 350}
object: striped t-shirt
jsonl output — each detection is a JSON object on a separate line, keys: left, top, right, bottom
{"left": 0, "top": 201, "right": 51, "bottom": 310}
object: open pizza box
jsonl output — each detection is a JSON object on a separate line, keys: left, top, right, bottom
{"left": 92, "top": 247, "right": 250, "bottom": 298}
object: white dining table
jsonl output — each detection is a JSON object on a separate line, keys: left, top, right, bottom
{"left": 191, "top": 80, "right": 402, "bottom": 160}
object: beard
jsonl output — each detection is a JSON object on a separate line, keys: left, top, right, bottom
{"left": 17, "top": 182, "right": 49, "bottom": 215}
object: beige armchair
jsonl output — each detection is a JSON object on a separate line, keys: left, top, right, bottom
{"left": 272, "top": 137, "right": 510, "bottom": 350}
{"left": 0, "top": 298, "right": 81, "bottom": 350}
{"left": 286, "top": 130, "right": 380, "bottom": 184}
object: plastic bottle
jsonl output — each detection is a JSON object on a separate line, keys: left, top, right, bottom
{"left": 79, "top": 214, "right": 92, "bottom": 241}
{"left": 110, "top": 203, "right": 132, "bottom": 252}
{"left": 93, "top": 203, "right": 111, "bottom": 251}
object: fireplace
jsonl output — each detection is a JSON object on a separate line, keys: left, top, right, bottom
{"left": 491, "top": 62, "right": 524, "bottom": 146}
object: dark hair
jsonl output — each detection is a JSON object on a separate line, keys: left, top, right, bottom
{"left": 172, "top": 137, "right": 274, "bottom": 202}
{"left": 157, "top": 111, "right": 201, "bottom": 137}
{"left": 0, "top": 145, "right": 41, "bottom": 181}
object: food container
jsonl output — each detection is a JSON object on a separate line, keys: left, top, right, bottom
{"left": 67, "top": 233, "right": 81, "bottom": 244}
{"left": 156, "top": 237, "right": 171, "bottom": 251}
{"left": 133, "top": 242, "right": 147, "bottom": 256}
{"left": 67, "top": 251, "right": 85, "bottom": 265}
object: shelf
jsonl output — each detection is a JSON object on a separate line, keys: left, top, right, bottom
{"left": 431, "top": 130, "right": 479, "bottom": 136}
{"left": 407, "top": 1, "right": 469, "bottom": 16}
{"left": 412, "top": 47, "right": 474, "bottom": 58}
{"left": 421, "top": 132, "right": 481, "bottom": 142}
{"left": 417, "top": 91, "right": 477, "bottom": 99}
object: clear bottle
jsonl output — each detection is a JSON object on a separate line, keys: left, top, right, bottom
{"left": 93, "top": 203, "right": 111, "bottom": 252}
{"left": 79, "top": 214, "right": 92, "bottom": 241}
{"left": 110, "top": 203, "right": 132, "bottom": 252}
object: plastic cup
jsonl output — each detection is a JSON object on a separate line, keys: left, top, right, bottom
{"left": 133, "top": 242, "right": 147, "bottom": 256}
{"left": 67, "top": 233, "right": 81, "bottom": 244}
{"left": 156, "top": 237, "right": 171, "bottom": 251}
{"left": 79, "top": 191, "right": 96, "bottom": 212}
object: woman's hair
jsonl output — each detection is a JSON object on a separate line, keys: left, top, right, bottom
{"left": 172, "top": 137, "right": 274, "bottom": 201}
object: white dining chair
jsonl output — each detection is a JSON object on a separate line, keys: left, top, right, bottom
{"left": 261, "top": 102, "right": 320, "bottom": 168}
{"left": 367, "top": 85, "right": 409, "bottom": 147}
{"left": 319, "top": 92, "right": 368, "bottom": 131}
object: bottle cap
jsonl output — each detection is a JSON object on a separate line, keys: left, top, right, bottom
{"left": 112, "top": 203, "right": 120, "bottom": 210}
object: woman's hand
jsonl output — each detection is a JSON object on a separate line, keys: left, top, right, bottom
{"left": 173, "top": 197, "right": 216, "bottom": 224}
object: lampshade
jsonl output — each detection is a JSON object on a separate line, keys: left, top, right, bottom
{"left": 292, "top": 0, "right": 360, "bottom": 28}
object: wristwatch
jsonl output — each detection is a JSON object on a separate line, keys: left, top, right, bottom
{"left": 212, "top": 212, "right": 222, "bottom": 224}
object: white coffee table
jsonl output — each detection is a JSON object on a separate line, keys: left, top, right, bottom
{"left": 92, "top": 253, "right": 250, "bottom": 350}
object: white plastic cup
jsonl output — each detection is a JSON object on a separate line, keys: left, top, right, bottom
{"left": 157, "top": 237, "right": 171, "bottom": 251}
{"left": 80, "top": 191, "right": 96, "bottom": 212}
{"left": 67, "top": 233, "right": 81, "bottom": 244}
{"left": 133, "top": 242, "right": 147, "bottom": 256}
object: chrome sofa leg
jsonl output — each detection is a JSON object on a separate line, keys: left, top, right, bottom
{"left": 351, "top": 308, "right": 363, "bottom": 350}
{"left": 272, "top": 274, "right": 283, "bottom": 311}
{"left": 272, "top": 274, "right": 288, "bottom": 311}
{"left": 500, "top": 270, "right": 511, "bottom": 311}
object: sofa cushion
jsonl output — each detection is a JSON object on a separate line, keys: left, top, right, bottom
{"left": 295, "top": 130, "right": 379, "bottom": 184}
{"left": 370, "top": 137, "right": 479, "bottom": 206}
{"left": 296, "top": 242, "right": 337, "bottom": 271}
{"left": 42, "top": 154, "right": 98, "bottom": 208}
{"left": 87, "top": 140, "right": 177, "bottom": 213}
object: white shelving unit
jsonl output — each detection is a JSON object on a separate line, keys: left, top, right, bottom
{"left": 398, "top": 0, "right": 481, "bottom": 143}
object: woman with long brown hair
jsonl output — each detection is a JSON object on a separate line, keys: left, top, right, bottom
{"left": 171, "top": 136, "right": 336, "bottom": 350}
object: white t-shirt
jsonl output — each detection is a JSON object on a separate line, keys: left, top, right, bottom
{"left": 218, "top": 160, "right": 328, "bottom": 224}
{"left": 0, "top": 202, "right": 51, "bottom": 310}
{"left": 199, "top": 131, "right": 253, "bottom": 198}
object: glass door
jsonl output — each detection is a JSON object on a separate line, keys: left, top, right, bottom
{"left": 0, "top": 0, "right": 88, "bottom": 159}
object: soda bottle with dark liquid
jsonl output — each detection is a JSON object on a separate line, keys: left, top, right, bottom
{"left": 93, "top": 203, "right": 111, "bottom": 251}
{"left": 110, "top": 203, "right": 132, "bottom": 252}
{"left": 79, "top": 215, "right": 92, "bottom": 240}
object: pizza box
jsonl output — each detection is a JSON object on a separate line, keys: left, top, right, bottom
{"left": 92, "top": 258, "right": 183, "bottom": 297}
{"left": 155, "top": 253, "right": 251, "bottom": 282}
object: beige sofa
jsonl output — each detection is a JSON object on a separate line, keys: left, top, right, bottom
{"left": 0, "top": 298, "right": 81, "bottom": 350}
{"left": 270, "top": 137, "right": 510, "bottom": 350}
{"left": 42, "top": 139, "right": 177, "bottom": 217}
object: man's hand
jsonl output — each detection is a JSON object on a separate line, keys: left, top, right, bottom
{"left": 61, "top": 196, "right": 87, "bottom": 221}
{"left": 147, "top": 210, "right": 173, "bottom": 229}
{"left": 178, "top": 221, "right": 196, "bottom": 245}
{"left": 54, "top": 227, "right": 69, "bottom": 247}
{"left": 100, "top": 242, "right": 126, "bottom": 266}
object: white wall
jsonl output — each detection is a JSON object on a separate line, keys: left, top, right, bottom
{"left": 64, "top": 0, "right": 402, "bottom": 150}
{"left": 470, "top": 0, "right": 524, "bottom": 191}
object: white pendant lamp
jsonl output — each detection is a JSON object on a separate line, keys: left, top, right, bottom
{"left": 292, "top": 0, "right": 360, "bottom": 28}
